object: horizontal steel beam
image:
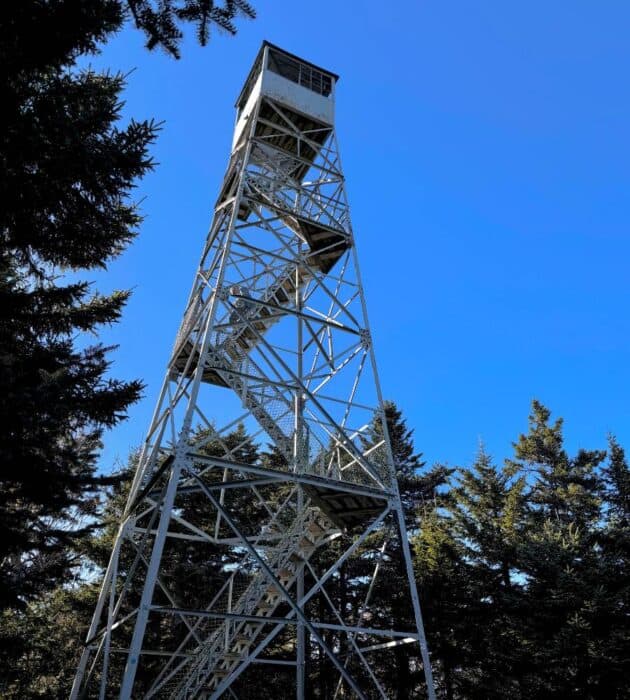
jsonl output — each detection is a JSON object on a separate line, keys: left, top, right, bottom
{"left": 185, "top": 452, "right": 394, "bottom": 502}
{"left": 146, "top": 476, "right": 281, "bottom": 499}
{"left": 252, "top": 658, "right": 297, "bottom": 666}
{"left": 358, "top": 637, "right": 417, "bottom": 653}
{"left": 152, "top": 607, "right": 418, "bottom": 639}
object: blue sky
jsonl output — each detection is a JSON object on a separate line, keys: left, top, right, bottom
{"left": 85, "top": 1, "right": 630, "bottom": 472}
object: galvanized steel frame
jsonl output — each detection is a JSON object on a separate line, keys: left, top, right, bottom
{"left": 72, "top": 50, "right": 435, "bottom": 700}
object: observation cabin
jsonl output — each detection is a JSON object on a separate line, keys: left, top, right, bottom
{"left": 232, "top": 41, "right": 338, "bottom": 151}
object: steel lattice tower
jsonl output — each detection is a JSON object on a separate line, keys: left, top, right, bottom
{"left": 72, "top": 42, "right": 436, "bottom": 700}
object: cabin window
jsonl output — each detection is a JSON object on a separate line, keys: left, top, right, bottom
{"left": 267, "top": 49, "right": 332, "bottom": 97}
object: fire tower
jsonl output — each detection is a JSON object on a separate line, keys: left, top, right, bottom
{"left": 72, "top": 42, "right": 436, "bottom": 699}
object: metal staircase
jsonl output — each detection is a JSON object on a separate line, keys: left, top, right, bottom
{"left": 156, "top": 508, "right": 333, "bottom": 699}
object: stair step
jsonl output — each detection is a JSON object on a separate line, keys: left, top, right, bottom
{"left": 308, "top": 521, "right": 326, "bottom": 536}
{"left": 299, "top": 535, "right": 315, "bottom": 548}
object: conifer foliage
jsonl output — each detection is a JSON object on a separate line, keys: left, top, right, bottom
{"left": 0, "top": 0, "right": 255, "bottom": 611}
{"left": 127, "top": 0, "right": 255, "bottom": 56}
{"left": 2, "top": 400, "right": 629, "bottom": 697}
{"left": 415, "top": 401, "right": 630, "bottom": 699}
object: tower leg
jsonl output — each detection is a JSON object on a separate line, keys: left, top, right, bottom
{"left": 297, "top": 561, "right": 306, "bottom": 699}
{"left": 70, "top": 526, "right": 125, "bottom": 700}
{"left": 119, "top": 456, "right": 184, "bottom": 699}
{"left": 394, "top": 502, "right": 436, "bottom": 700}
{"left": 296, "top": 487, "right": 306, "bottom": 699}
{"left": 295, "top": 244, "right": 306, "bottom": 699}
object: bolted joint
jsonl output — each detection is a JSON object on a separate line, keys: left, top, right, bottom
{"left": 216, "top": 285, "right": 230, "bottom": 301}
{"left": 359, "top": 329, "right": 371, "bottom": 349}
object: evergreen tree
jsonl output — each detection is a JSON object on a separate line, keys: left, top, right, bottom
{"left": 509, "top": 402, "right": 613, "bottom": 699}
{"left": 603, "top": 435, "right": 630, "bottom": 524}
{"left": 591, "top": 437, "right": 630, "bottom": 696}
{"left": 0, "top": 0, "right": 254, "bottom": 610}
{"left": 413, "top": 449, "right": 526, "bottom": 699}
{"left": 0, "top": 583, "right": 100, "bottom": 699}
{"left": 0, "top": 453, "right": 128, "bottom": 699}
{"left": 450, "top": 449, "right": 526, "bottom": 698}
{"left": 413, "top": 497, "right": 468, "bottom": 700}
{"left": 414, "top": 402, "right": 630, "bottom": 699}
